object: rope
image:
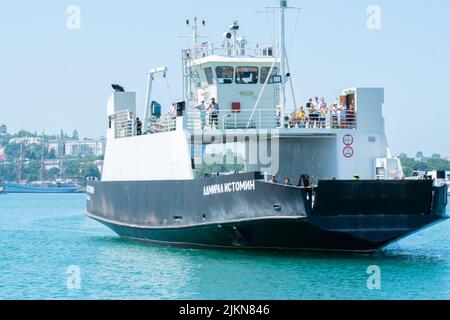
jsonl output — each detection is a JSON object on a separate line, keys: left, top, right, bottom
{"left": 164, "top": 77, "right": 176, "bottom": 103}
{"left": 288, "top": 9, "right": 301, "bottom": 58}
{"left": 246, "top": 48, "right": 281, "bottom": 129}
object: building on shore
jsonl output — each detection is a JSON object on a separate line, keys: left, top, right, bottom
{"left": 9, "top": 137, "right": 43, "bottom": 146}
{"left": 64, "top": 140, "right": 105, "bottom": 157}
{"left": 47, "top": 140, "right": 65, "bottom": 157}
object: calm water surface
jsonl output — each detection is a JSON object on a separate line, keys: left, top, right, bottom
{"left": 0, "top": 193, "right": 449, "bottom": 300}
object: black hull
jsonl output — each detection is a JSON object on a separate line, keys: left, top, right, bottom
{"left": 86, "top": 173, "right": 448, "bottom": 253}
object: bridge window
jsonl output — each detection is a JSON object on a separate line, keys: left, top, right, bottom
{"left": 260, "top": 67, "right": 278, "bottom": 84}
{"left": 192, "top": 72, "right": 201, "bottom": 88}
{"left": 216, "top": 66, "right": 234, "bottom": 84}
{"left": 236, "top": 67, "right": 259, "bottom": 84}
{"left": 204, "top": 67, "right": 214, "bottom": 85}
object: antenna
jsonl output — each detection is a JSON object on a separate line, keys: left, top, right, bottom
{"left": 185, "top": 17, "right": 207, "bottom": 48}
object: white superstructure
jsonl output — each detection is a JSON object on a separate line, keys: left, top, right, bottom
{"left": 101, "top": 1, "right": 403, "bottom": 183}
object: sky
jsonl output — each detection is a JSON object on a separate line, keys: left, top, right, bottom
{"left": 0, "top": 0, "right": 449, "bottom": 157}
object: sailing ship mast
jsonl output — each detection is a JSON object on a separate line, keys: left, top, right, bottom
{"left": 39, "top": 144, "right": 45, "bottom": 181}
{"left": 17, "top": 143, "right": 24, "bottom": 182}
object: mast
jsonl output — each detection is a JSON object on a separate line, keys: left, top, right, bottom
{"left": 18, "top": 143, "right": 23, "bottom": 182}
{"left": 59, "top": 159, "right": 64, "bottom": 180}
{"left": 184, "top": 17, "right": 206, "bottom": 107}
{"left": 279, "top": 0, "right": 287, "bottom": 120}
{"left": 191, "top": 17, "right": 199, "bottom": 48}
{"left": 40, "top": 144, "right": 45, "bottom": 181}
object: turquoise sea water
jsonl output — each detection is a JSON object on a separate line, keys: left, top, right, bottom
{"left": 0, "top": 193, "right": 449, "bottom": 300}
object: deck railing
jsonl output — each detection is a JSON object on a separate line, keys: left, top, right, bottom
{"left": 185, "top": 109, "right": 357, "bottom": 131}
{"left": 113, "top": 109, "right": 357, "bottom": 137}
{"left": 149, "top": 114, "right": 177, "bottom": 133}
{"left": 112, "top": 111, "right": 135, "bottom": 138}
{"left": 190, "top": 42, "right": 275, "bottom": 59}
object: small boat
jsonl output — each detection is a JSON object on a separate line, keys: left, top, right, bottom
{"left": 0, "top": 187, "right": 6, "bottom": 195}
{"left": 6, "top": 140, "right": 84, "bottom": 194}
{"left": 4, "top": 181, "right": 83, "bottom": 194}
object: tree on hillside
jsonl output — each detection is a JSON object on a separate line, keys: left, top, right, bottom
{"left": 46, "top": 168, "right": 60, "bottom": 180}
{"left": 4, "top": 144, "right": 21, "bottom": 160}
{"left": 431, "top": 153, "right": 442, "bottom": 160}
{"left": 412, "top": 161, "right": 429, "bottom": 171}
{"left": 47, "top": 149, "right": 57, "bottom": 160}
{"left": 81, "top": 163, "right": 101, "bottom": 180}
{"left": 64, "top": 161, "right": 81, "bottom": 177}
{"left": 72, "top": 130, "right": 79, "bottom": 141}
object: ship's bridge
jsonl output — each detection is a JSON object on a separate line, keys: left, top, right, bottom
{"left": 183, "top": 45, "right": 280, "bottom": 131}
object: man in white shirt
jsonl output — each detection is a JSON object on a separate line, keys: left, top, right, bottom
{"left": 207, "top": 98, "right": 220, "bottom": 129}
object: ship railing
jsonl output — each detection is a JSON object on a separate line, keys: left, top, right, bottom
{"left": 149, "top": 114, "right": 177, "bottom": 133}
{"left": 185, "top": 109, "right": 357, "bottom": 131}
{"left": 284, "top": 110, "right": 357, "bottom": 130}
{"left": 190, "top": 42, "right": 275, "bottom": 60}
{"left": 131, "top": 109, "right": 357, "bottom": 134}
{"left": 112, "top": 111, "right": 135, "bottom": 139}
{"left": 186, "top": 109, "right": 277, "bottom": 130}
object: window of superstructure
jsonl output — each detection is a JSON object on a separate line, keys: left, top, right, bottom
{"left": 192, "top": 72, "right": 201, "bottom": 88}
{"left": 216, "top": 66, "right": 234, "bottom": 84}
{"left": 260, "top": 67, "right": 278, "bottom": 84}
{"left": 236, "top": 67, "right": 259, "bottom": 84}
{"left": 204, "top": 67, "right": 214, "bottom": 85}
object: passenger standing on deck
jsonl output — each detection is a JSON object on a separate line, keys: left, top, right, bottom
{"left": 207, "top": 98, "right": 220, "bottom": 129}
{"left": 169, "top": 103, "right": 177, "bottom": 118}
{"left": 311, "top": 99, "right": 320, "bottom": 128}
{"left": 296, "top": 107, "right": 307, "bottom": 128}
{"left": 347, "top": 99, "right": 356, "bottom": 129}
{"left": 306, "top": 98, "right": 314, "bottom": 128}
{"left": 196, "top": 100, "right": 207, "bottom": 129}
{"left": 338, "top": 101, "right": 346, "bottom": 128}
{"left": 318, "top": 98, "right": 327, "bottom": 128}
{"left": 312, "top": 97, "right": 319, "bottom": 108}
{"left": 330, "top": 104, "right": 339, "bottom": 128}
{"left": 136, "top": 117, "right": 143, "bottom": 135}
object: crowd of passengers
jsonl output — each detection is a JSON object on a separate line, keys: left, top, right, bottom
{"left": 287, "top": 97, "right": 356, "bottom": 129}
{"left": 157, "top": 95, "right": 357, "bottom": 131}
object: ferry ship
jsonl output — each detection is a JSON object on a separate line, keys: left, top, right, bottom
{"left": 86, "top": 1, "right": 448, "bottom": 253}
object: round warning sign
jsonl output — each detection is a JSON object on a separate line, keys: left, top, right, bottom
{"left": 343, "top": 134, "right": 354, "bottom": 146}
{"left": 343, "top": 146, "right": 354, "bottom": 158}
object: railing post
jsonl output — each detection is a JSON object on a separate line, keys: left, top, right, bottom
{"left": 259, "top": 110, "right": 262, "bottom": 129}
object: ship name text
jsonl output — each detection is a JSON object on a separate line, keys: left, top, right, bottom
{"left": 203, "top": 180, "right": 256, "bottom": 196}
